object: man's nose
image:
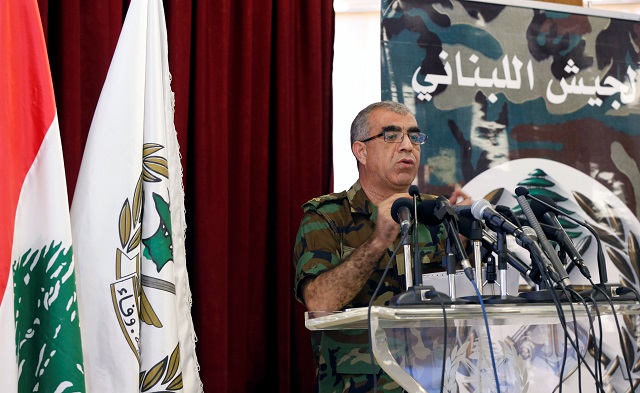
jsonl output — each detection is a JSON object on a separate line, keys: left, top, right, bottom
{"left": 398, "top": 134, "right": 415, "bottom": 150}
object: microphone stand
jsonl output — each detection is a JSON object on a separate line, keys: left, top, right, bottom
{"left": 402, "top": 233, "right": 413, "bottom": 292}
{"left": 484, "top": 231, "right": 526, "bottom": 303}
{"left": 445, "top": 239, "right": 457, "bottom": 301}
{"left": 516, "top": 227, "right": 570, "bottom": 303}
{"left": 458, "top": 219, "right": 487, "bottom": 303}
{"left": 413, "top": 193, "right": 421, "bottom": 287}
{"left": 470, "top": 220, "right": 483, "bottom": 289}
{"left": 388, "top": 191, "right": 452, "bottom": 307}
{"left": 526, "top": 193, "right": 637, "bottom": 302}
{"left": 485, "top": 254, "right": 497, "bottom": 294}
{"left": 497, "top": 231, "right": 508, "bottom": 297}
{"left": 444, "top": 232, "right": 474, "bottom": 304}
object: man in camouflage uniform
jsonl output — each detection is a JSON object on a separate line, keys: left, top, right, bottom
{"left": 293, "top": 101, "right": 470, "bottom": 392}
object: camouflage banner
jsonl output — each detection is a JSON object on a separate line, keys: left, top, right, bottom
{"left": 381, "top": 0, "right": 640, "bottom": 390}
{"left": 381, "top": 0, "right": 640, "bottom": 210}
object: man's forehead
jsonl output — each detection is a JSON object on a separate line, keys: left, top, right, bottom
{"left": 370, "top": 109, "right": 417, "bottom": 127}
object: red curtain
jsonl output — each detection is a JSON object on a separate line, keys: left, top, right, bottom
{"left": 38, "top": 1, "right": 334, "bottom": 391}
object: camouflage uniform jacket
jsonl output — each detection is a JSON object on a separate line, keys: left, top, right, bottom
{"left": 293, "top": 180, "right": 448, "bottom": 392}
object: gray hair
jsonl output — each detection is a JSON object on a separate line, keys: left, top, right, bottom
{"left": 350, "top": 101, "right": 412, "bottom": 146}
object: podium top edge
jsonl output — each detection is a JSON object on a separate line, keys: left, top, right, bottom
{"left": 304, "top": 301, "right": 640, "bottom": 331}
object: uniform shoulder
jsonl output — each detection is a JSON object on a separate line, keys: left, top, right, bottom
{"left": 302, "top": 190, "right": 348, "bottom": 213}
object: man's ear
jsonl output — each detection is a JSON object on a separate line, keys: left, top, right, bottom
{"left": 352, "top": 142, "right": 367, "bottom": 166}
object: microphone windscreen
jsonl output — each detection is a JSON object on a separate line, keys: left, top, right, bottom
{"left": 456, "top": 215, "right": 474, "bottom": 238}
{"left": 416, "top": 199, "right": 442, "bottom": 226}
{"left": 452, "top": 204, "right": 473, "bottom": 219}
{"left": 529, "top": 194, "right": 557, "bottom": 219}
{"left": 515, "top": 186, "right": 529, "bottom": 197}
{"left": 471, "top": 199, "right": 491, "bottom": 221}
{"left": 496, "top": 205, "right": 517, "bottom": 224}
{"left": 390, "top": 198, "right": 414, "bottom": 224}
{"left": 408, "top": 185, "right": 421, "bottom": 198}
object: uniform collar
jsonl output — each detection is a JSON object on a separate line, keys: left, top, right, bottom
{"left": 346, "top": 179, "right": 376, "bottom": 217}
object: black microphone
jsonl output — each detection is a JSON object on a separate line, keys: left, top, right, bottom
{"left": 524, "top": 192, "right": 608, "bottom": 286}
{"left": 515, "top": 187, "right": 572, "bottom": 288}
{"left": 470, "top": 199, "right": 534, "bottom": 247}
{"left": 408, "top": 184, "right": 421, "bottom": 201}
{"left": 417, "top": 198, "right": 445, "bottom": 226}
{"left": 392, "top": 197, "right": 415, "bottom": 290}
{"left": 391, "top": 197, "right": 413, "bottom": 236}
{"left": 408, "top": 185, "right": 421, "bottom": 287}
{"left": 470, "top": 199, "right": 562, "bottom": 283}
{"left": 457, "top": 214, "right": 533, "bottom": 280}
{"left": 530, "top": 195, "right": 592, "bottom": 280}
{"left": 496, "top": 205, "right": 524, "bottom": 228}
{"left": 417, "top": 197, "right": 474, "bottom": 281}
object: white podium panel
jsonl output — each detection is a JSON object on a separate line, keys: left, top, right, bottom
{"left": 306, "top": 302, "right": 640, "bottom": 392}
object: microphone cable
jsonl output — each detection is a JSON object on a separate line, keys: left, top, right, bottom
{"left": 587, "top": 283, "right": 635, "bottom": 393}
{"left": 564, "top": 287, "right": 594, "bottom": 392}
{"left": 526, "top": 193, "right": 634, "bottom": 391}
{"left": 551, "top": 283, "right": 571, "bottom": 393}
{"left": 552, "top": 284, "right": 604, "bottom": 392}
{"left": 582, "top": 294, "right": 606, "bottom": 393}
{"left": 368, "top": 230, "right": 406, "bottom": 393}
{"left": 409, "top": 185, "right": 422, "bottom": 287}
{"left": 547, "top": 274, "right": 609, "bottom": 392}
{"left": 526, "top": 253, "right": 582, "bottom": 392}
{"left": 435, "top": 290, "right": 447, "bottom": 393}
{"left": 555, "top": 286, "right": 612, "bottom": 392}
{"left": 551, "top": 287, "right": 603, "bottom": 393}
{"left": 470, "top": 276, "right": 501, "bottom": 393}
{"left": 443, "top": 200, "right": 501, "bottom": 392}
{"left": 515, "top": 191, "right": 583, "bottom": 390}
{"left": 544, "top": 278, "right": 603, "bottom": 392}
{"left": 525, "top": 193, "right": 605, "bottom": 286}
{"left": 543, "top": 202, "right": 635, "bottom": 392}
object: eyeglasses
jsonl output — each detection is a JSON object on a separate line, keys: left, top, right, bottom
{"left": 360, "top": 130, "right": 428, "bottom": 145}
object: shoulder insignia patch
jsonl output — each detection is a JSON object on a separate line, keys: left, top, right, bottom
{"left": 302, "top": 191, "right": 347, "bottom": 212}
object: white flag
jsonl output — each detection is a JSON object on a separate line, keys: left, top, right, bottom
{"left": 70, "top": 0, "right": 202, "bottom": 391}
{"left": 0, "top": 1, "right": 86, "bottom": 392}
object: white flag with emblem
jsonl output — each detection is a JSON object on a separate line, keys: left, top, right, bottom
{"left": 0, "top": 0, "right": 86, "bottom": 392}
{"left": 70, "top": 0, "right": 201, "bottom": 391}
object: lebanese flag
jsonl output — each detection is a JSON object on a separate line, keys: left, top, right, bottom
{"left": 0, "top": 0, "right": 86, "bottom": 392}
{"left": 70, "top": 0, "right": 201, "bottom": 391}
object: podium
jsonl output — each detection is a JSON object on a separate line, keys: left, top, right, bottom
{"left": 305, "top": 301, "right": 640, "bottom": 392}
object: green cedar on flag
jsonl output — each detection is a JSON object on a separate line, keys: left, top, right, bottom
{"left": 70, "top": 0, "right": 202, "bottom": 391}
{"left": 0, "top": 0, "right": 86, "bottom": 392}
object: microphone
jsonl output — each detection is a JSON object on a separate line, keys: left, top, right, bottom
{"left": 418, "top": 197, "right": 474, "bottom": 281}
{"left": 457, "top": 214, "right": 533, "bottom": 281}
{"left": 471, "top": 199, "right": 563, "bottom": 284}
{"left": 408, "top": 185, "right": 421, "bottom": 287}
{"left": 515, "top": 187, "right": 572, "bottom": 288}
{"left": 470, "top": 199, "right": 534, "bottom": 247}
{"left": 417, "top": 198, "right": 445, "bottom": 226}
{"left": 517, "top": 226, "right": 561, "bottom": 284}
{"left": 530, "top": 194, "right": 592, "bottom": 280}
{"left": 496, "top": 205, "right": 523, "bottom": 228}
{"left": 392, "top": 197, "right": 414, "bottom": 290}
{"left": 408, "top": 184, "right": 421, "bottom": 201}
{"left": 391, "top": 197, "right": 413, "bottom": 236}
{"left": 523, "top": 192, "right": 608, "bottom": 286}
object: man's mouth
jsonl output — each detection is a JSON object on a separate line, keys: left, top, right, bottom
{"left": 398, "top": 158, "right": 415, "bottom": 166}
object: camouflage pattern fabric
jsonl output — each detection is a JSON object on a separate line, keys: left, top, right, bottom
{"left": 293, "top": 180, "right": 448, "bottom": 392}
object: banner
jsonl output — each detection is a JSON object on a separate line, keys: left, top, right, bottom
{"left": 381, "top": 0, "right": 640, "bottom": 390}
{"left": 0, "top": 0, "right": 86, "bottom": 391}
{"left": 70, "top": 0, "right": 201, "bottom": 391}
